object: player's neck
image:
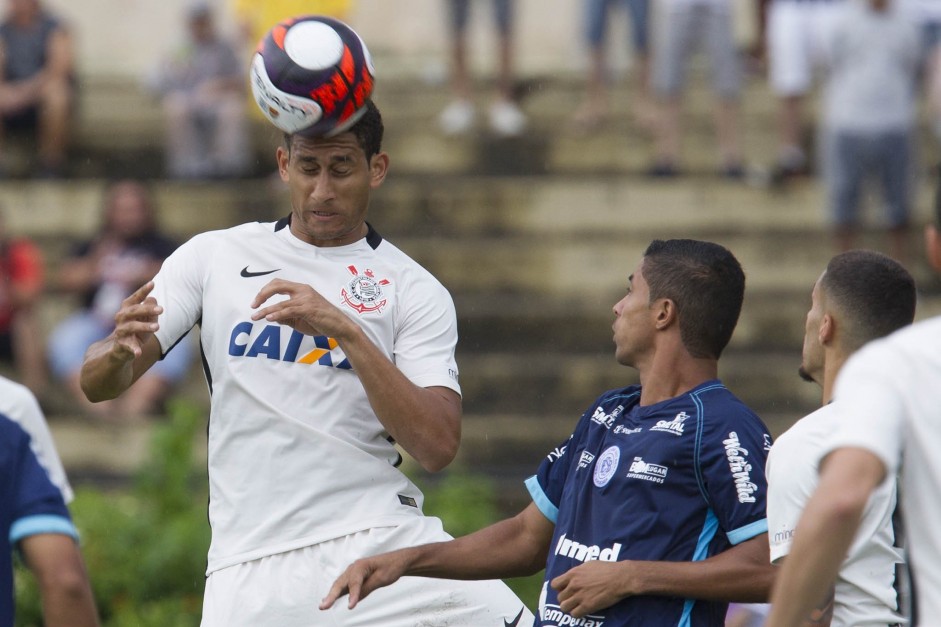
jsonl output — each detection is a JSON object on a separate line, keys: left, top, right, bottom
{"left": 821, "top": 350, "right": 850, "bottom": 406}
{"left": 637, "top": 353, "right": 718, "bottom": 407}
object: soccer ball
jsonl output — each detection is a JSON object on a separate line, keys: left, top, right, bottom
{"left": 250, "top": 15, "right": 375, "bottom": 137}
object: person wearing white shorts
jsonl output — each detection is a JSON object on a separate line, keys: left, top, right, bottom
{"left": 204, "top": 517, "right": 531, "bottom": 626}
{"left": 766, "top": 0, "right": 846, "bottom": 179}
{"left": 78, "top": 99, "right": 533, "bottom": 626}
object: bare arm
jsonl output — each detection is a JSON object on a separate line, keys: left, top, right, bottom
{"left": 19, "top": 533, "right": 99, "bottom": 627}
{"left": 251, "top": 279, "right": 461, "bottom": 472}
{"left": 551, "top": 533, "right": 774, "bottom": 618}
{"left": 320, "top": 502, "right": 554, "bottom": 610}
{"left": 79, "top": 281, "right": 163, "bottom": 402}
{"left": 765, "top": 448, "right": 885, "bottom": 627}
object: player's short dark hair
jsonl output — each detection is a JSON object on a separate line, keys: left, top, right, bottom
{"left": 821, "top": 250, "right": 915, "bottom": 352}
{"left": 642, "top": 239, "right": 745, "bottom": 359}
{"left": 285, "top": 99, "right": 384, "bottom": 160}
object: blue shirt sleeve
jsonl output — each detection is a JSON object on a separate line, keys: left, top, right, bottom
{"left": 6, "top": 419, "right": 76, "bottom": 545}
{"left": 697, "top": 403, "right": 771, "bottom": 545}
{"left": 526, "top": 404, "right": 596, "bottom": 524}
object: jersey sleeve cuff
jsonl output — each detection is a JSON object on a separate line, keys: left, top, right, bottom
{"left": 525, "top": 475, "right": 558, "bottom": 524}
{"left": 10, "top": 515, "right": 78, "bottom": 544}
{"left": 727, "top": 518, "right": 767, "bottom": 546}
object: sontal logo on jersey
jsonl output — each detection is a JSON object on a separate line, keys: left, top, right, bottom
{"left": 341, "top": 265, "right": 389, "bottom": 314}
{"left": 650, "top": 411, "right": 689, "bottom": 436}
{"left": 590, "top": 404, "right": 624, "bottom": 429}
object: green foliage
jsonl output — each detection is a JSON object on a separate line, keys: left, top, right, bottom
{"left": 15, "top": 399, "right": 209, "bottom": 627}
{"left": 15, "top": 403, "right": 545, "bottom": 623}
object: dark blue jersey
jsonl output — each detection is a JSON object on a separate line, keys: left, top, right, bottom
{"left": 1, "top": 415, "right": 76, "bottom": 627}
{"left": 527, "top": 380, "right": 771, "bottom": 627}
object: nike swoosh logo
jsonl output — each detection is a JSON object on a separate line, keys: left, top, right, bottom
{"left": 504, "top": 607, "right": 525, "bottom": 627}
{"left": 240, "top": 266, "right": 280, "bottom": 278}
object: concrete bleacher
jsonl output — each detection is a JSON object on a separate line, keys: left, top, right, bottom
{"left": 7, "top": 70, "right": 941, "bottom": 509}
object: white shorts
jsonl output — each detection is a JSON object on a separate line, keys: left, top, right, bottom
{"left": 201, "top": 516, "right": 535, "bottom": 627}
{"left": 767, "top": 0, "right": 846, "bottom": 96}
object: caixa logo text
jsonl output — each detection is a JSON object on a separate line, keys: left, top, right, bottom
{"left": 228, "top": 322, "right": 351, "bottom": 369}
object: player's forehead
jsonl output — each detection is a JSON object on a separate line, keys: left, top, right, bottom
{"left": 630, "top": 259, "right": 648, "bottom": 287}
{"left": 289, "top": 132, "right": 364, "bottom": 160}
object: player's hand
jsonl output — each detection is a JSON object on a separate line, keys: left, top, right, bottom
{"left": 319, "top": 553, "right": 410, "bottom": 611}
{"left": 250, "top": 279, "right": 354, "bottom": 339}
{"left": 551, "top": 561, "right": 633, "bottom": 618}
{"left": 110, "top": 281, "right": 162, "bottom": 363}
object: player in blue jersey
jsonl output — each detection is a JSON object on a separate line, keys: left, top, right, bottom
{"left": 1, "top": 414, "right": 98, "bottom": 626}
{"left": 322, "top": 239, "right": 775, "bottom": 626}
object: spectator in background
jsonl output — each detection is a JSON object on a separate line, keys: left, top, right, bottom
{"left": 46, "top": 180, "right": 191, "bottom": 420}
{"left": 766, "top": 0, "right": 846, "bottom": 184}
{"left": 570, "top": 0, "right": 654, "bottom": 133}
{"left": 648, "top": 0, "right": 745, "bottom": 178}
{"left": 148, "top": 2, "right": 249, "bottom": 179}
{"left": 0, "top": 205, "right": 45, "bottom": 394}
{"left": 438, "top": 0, "right": 527, "bottom": 137}
{"left": 820, "top": 0, "right": 919, "bottom": 265}
{"left": 905, "top": 0, "right": 941, "bottom": 150}
{"left": 0, "top": 0, "right": 74, "bottom": 178}
{"left": 1, "top": 413, "right": 99, "bottom": 627}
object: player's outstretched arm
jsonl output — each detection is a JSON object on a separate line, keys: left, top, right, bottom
{"left": 766, "top": 448, "right": 885, "bottom": 627}
{"left": 80, "top": 281, "right": 164, "bottom": 402}
{"left": 251, "top": 279, "right": 461, "bottom": 472}
{"left": 551, "top": 532, "right": 774, "bottom": 618}
{"left": 19, "top": 533, "right": 100, "bottom": 627}
{"left": 320, "top": 502, "right": 554, "bottom": 611}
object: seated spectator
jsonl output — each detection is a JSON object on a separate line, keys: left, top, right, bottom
{"left": 47, "top": 180, "right": 193, "bottom": 420}
{"left": 0, "top": 205, "right": 45, "bottom": 394}
{"left": 648, "top": 0, "right": 745, "bottom": 178}
{"left": 571, "top": 0, "right": 653, "bottom": 132}
{"left": 0, "top": 0, "right": 75, "bottom": 178}
{"left": 438, "top": 0, "right": 528, "bottom": 137}
{"left": 148, "top": 2, "right": 249, "bottom": 179}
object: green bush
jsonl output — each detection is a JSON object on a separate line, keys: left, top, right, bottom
{"left": 15, "top": 402, "right": 543, "bottom": 623}
{"left": 15, "top": 400, "right": 209, "bottom": 627}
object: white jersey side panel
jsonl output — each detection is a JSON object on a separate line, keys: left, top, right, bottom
{"left": 767, "top": 403, "right": 903, "bottom": 626}
{"left": 150, "top": 220, "right": 461, "bottom": 572}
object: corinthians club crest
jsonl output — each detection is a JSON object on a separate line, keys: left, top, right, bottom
{"left": 341, "top": 265, "right": 389, "bottom": 314}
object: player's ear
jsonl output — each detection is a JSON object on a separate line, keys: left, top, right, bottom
{"left": 276, "top": 145, "right": 291, "bottom": 182}
{"left": 368, "top": 152, "right": 389, "bottom": 188}
{"left": 819, "top": 313, "right": 835, "bottom": 346}
{"left": 925, "top": 223, "right": 941, "bottom": 273}
{"left": 654, "top": 298, "right": 676, "bottom": 330}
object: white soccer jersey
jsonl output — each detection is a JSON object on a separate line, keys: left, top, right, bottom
{"left": 0, "top": 375, "right": 74, "bottom": 502}
{"left": 151, "top": 217, "right": 461, "bottom": 573}
{"left": 830, "top": 315, "right": 941, "bottom": 625}
{"left": 766, "top": 403, "right": 903, "bottom": 626}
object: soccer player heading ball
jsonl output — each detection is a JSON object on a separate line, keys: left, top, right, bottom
{"left": 79, "top": 15, "right": 532, "bottom": 627}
